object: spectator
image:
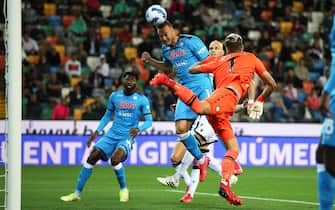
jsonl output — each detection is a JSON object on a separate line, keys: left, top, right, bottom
{"left": 51, "top": 96, "right": 70, "bottom": 120}
{"left": 69, "top": 84, "right": 86, "bottom": 108}
{"left": 305, "top": 88, "right": 321, "bottom": 122}
{"left": 65, "top": 53, "right": 82, "bottom": 78}
{"left": 26, "top": 93, "right": 42, "bottom": 119}
{"left": 22, "top": 31, "right": 39, "bottom": 54}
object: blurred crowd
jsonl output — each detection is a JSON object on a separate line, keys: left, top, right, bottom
{"left": 1, "top": 0, "right": 333, "bottom": 122}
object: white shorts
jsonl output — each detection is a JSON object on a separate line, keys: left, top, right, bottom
{"left": 191, "top": 115, "right": 218, "bottom": 146}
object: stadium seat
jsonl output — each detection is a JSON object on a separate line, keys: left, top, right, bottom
{"left": 302, "top": 81, "right": 314, "bottom": 94}
{"left": 43, "top": 3, "right": 56, "bottom": 16}
{"left": 124, "top": 47, "right": 138, "bottom": 60}
{"left": 83, "top": 98, "right": 96, "bottom": 107}
{"left": 61, "top": 55, "right": 69, "bottom": 65}
{"left": 280, "top": 21, "right": 293, "bottom": 34}
{"left": 54, "top": 44, "right": 65, "bottom": 58}
{"left": 70, "top": 77, "right": 81, "bottom": 87}
{"left": 46, "top": 35, "right": 58, "bottom": 45}
{"left": 297, "top": 91, "right": 307, "bottom": 103}
{"left": 100, "top": 5, "right": 112, "bottom": 18}
{"left": 292, "top": 1, "right": 304, "bottom": 13}
{"left": 86, "top": 56, "right": 100, "bottom": 71}
{"left": 307, "top": 21, "right": 320, "bottom": 34}
{"left": 41, "top": 106, "right": 52, "bottom": 120}
{"left": 81, "top": 66, "right": 92, "bottom": 76}
{"left": 291, "top": 51, "right": 304, "bottom": 62}
{"left": 100, "top": 26, "right": 112, "bottom": 39}
{"left": 48, "top": 15, "right": 62, "bottom": 27}
{"left": 247, "top": 30, "right": 261, "bottom": 41}
{"left": 73, "top": 108, "right": 84, "bottom": 120}
{"left": 260, "top": 10, "right": 272, "bottom": 21}
{"left": 40, "top": 25, "right": 55, "bottom": 36}
{"left": 26, "top": 54, "right": 40, "bottom": 65}
{"left": 311, "top": 11, "right": 324, "bottom": 25}
{"left": 62, "top": 15, "right": 75, "bottom": 28}
{"left": 271, "top": 41, "right": 282, "bottom": 55}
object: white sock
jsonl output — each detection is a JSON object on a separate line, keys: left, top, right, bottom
{"left": 189, "top": 168, "right": 200, "bottom": 197}
{"left": 176, "top": 151, "right": 194, "bottom": 185}
{"left": 207, "top": 154, "right": 221, "bottom": 176}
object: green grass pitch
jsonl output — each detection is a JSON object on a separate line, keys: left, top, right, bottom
{"left": 15, "top": 166, "right": 319, "bottom": 210}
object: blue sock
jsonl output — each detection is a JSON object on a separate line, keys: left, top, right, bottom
{"left": 318, "top": 170, "right": 335, "bottom": 210}
{"left": 114, "top": 164, "right": 126, "bottom": 189}
{"left": 75, "top": 166, "right": 93, "bottom": 196}
{"left": 180, "top": 132, "right": 203, "bottom": 160}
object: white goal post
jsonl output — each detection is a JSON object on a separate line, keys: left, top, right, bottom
{"left": 6, "top": 0, "right": 22, "bottom": 209}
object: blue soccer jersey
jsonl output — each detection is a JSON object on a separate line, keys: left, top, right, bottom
{"left": 161, "top": 34, "right": 212, "bottom": 90}
{"left": 96, "top": 90, "right": 152, "bottom": 139}
{"left": 325, "top": 15, "right": 335, "bottom": 118}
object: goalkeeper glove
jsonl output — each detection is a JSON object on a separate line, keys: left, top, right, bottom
{"left": 249, "top": 96, "right": 264, "bottom": 120}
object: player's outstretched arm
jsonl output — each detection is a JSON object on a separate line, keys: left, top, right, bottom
{"left": 141, "top": 51, "right": 173, "bottom": 74}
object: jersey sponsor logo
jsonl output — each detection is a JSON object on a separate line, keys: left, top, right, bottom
{"left": 173, "top": 61, "right": 187, "bottom": 68}
{"left": 169, "top": 49, "right": 185, "bottom": 59}
{"left": 118, "top": 101, "right": 136, "bottom": 109}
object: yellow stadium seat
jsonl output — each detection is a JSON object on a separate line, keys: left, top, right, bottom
{"left": 100, "top": 26, "right": 111, "bottom": 39}
{"left": 73, "top": 108, "right": 84, "bottom": 120}
{"left": 280, "top": 21, "right": 293, "bottom": 34}
{"left": 124, "top": 47, "right": 138, "bottom": 60}
{"left": 83, "top": 98, "right": 96, "bottom": 107}
{"left": 292, "top": 1, "right": 304, "bottom": 13}
{"left": 70, "top": 77, "right": 81, "bottom": 87}
{"left": 54, "top": 44, "right": 65, "bottom": 57}
{"left": 43, "top": 3, "right": 56, "bottom": 16}
{"left": 291, "top": 51, "right": 304, "bottom": 62}
{"left": 271, "top": 41, "right": 282, "bottom": 55}
{"left": 27, "top": 54, "right": 40, "bottom": 64}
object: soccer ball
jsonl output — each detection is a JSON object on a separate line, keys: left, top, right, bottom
{"left": 145, "top": 5, "right": 167, "bottom": 26}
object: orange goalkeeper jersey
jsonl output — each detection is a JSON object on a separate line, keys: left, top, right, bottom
{"left": 200, "top": 52, "right": 267, "bottom": 98}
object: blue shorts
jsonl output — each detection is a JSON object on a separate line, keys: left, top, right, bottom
{"left": 175, "top": 87, "right": 211, "bottom": 121}
{"left": 321, "top": 118, "right": 335, "bottom": 147}
{"left": 94, "top": 135, "right": 133, "bottom": 161}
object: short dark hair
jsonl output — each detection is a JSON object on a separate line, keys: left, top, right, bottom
{"left": 123, "top": 69, "right": 139, "bottom": 80}
{"left": 224, "top": 33, "right": 243, "bottom": 52}
{"left": 155, "top": 20, "right": 173, "bottom": 30}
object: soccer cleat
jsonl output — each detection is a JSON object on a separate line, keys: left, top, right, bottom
{"left": 233, "top": 161, "right": 243, "bottom": 175}
{"left": 180, "top": 193, "right": 193, "bottom": 203}
{"left": 149, "top": 73, "right": 175, "bottom": 88}
{"left": 199, "top": 156, "right": 210, "bottom": 182}
{"left": 119, "top": 188, "right": 129, "bottom": 202}
{"left": 156, "top": 175, "right": 180, "bottom": 188}
{"left": 180, "top": 185, "right": 192, "bottom": 203}
{"left": 60, "top": 193, "right": 80, "bottom": 202}
{"left": 218, "top": 180, "right": 242, "bottom": 206}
